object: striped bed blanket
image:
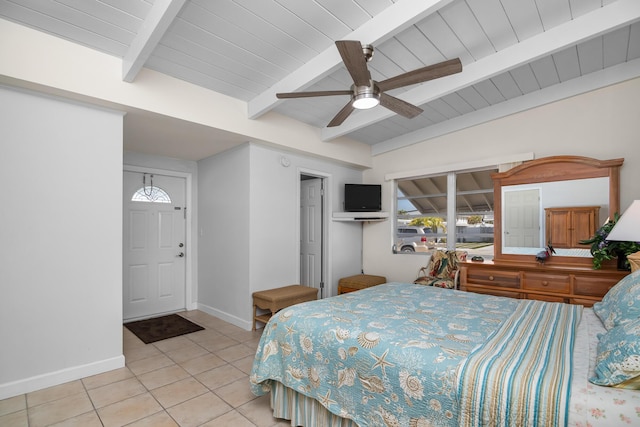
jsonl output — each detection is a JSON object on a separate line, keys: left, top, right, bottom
{"left": 457, "top": 299, "right": 583, "bottom": 427}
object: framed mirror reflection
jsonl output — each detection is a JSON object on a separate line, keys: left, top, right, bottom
{"left": 493, "top": 156, "right": 623, "bottom": 267}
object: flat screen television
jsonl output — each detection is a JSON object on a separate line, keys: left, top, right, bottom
{"left": 344, "top": 184, "right": 381, "bottom": 212}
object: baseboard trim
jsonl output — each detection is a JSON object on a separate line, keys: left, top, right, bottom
{"left": 197, "top": 303, "right": 252, "bottom": 331}
{"left": 0, "top": 355, "right": 125, "bottom": 400}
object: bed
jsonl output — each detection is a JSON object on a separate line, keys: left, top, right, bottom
{"left": 250, "top": 277, "right": 640, "bottom": 426}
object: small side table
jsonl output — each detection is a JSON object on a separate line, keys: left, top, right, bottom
{"left": 252, "top": 285, "right": 318, "bottom": 330}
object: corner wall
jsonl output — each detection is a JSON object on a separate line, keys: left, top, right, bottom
{"left": 197, "top": 144, "right": 362, "bottom": 329}
{"left": 363, "top": 77, "right": 640, "bottom": 283}
{"left": 0, "top": 87, "right": 124, "bottom": 399}
{"left": 197, "top": 145, "right": 252, "bottom": 327}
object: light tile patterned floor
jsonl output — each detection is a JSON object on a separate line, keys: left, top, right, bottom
{"left": 0, "top": 310, "right": 291, "bottom": 427}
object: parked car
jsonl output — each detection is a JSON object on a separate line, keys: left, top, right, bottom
{"left": 423, "top": 227, "right": 444, "bottom": 245}
{"left": 397, "top": 226, "right": 425, "bottom": 240}
{"left": 395, "top": 240, "right": 429, "bottom": 253}
{"left": 396, "top": 226, "right": 429, "bottom": 252}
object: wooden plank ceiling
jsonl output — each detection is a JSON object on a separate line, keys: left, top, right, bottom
{"left": 1, "top": 0, "right": 639, "bottom": 155}
{"left": 398, "top": 168, "right": 496, "bottom": 216}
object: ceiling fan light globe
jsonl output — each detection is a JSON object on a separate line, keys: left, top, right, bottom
{"left": 353, "top": 94, "right": 380, "bottom": 109}
{"left": 352, "top": 81, "right": 380, "bottom": 109}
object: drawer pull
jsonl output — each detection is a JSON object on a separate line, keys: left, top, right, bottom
{"left": 542, "top": 281, "right": 549, "bottom": 286}
{"left": 489, "top": 275, "right": 494, "bottom": 281}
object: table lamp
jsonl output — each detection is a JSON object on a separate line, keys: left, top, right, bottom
{"left": 606, "top": 200, "right": 640, "bottom": 272}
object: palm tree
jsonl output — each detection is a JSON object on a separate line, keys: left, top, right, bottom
{"left": 409, "top": 217, "right": 446, "bottom": 232}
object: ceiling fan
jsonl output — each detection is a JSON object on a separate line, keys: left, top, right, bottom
{"left": 276, "top": 40, "right": 462, "bottom": 127}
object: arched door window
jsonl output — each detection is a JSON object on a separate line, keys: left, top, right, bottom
{"left": 131, "top": 186, "right": 171, "bottom": 203}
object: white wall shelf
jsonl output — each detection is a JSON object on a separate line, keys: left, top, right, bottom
{"left": 332, "top": 211, "right": 389, "bottom": 222}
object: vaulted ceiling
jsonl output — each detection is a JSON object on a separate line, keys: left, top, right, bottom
{"left": 1, "top": 0, "right": 639, "bottom": 158}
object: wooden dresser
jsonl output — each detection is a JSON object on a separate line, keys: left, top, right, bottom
{"left": 475, "top": 155, "right": 627, "bottom": 307}
{"left": 460, "top": 261, "right": 627, "bottom": 306}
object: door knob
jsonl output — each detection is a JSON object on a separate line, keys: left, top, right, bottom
{"left": 178, "top": 252, "right": 184, "bottom": 257}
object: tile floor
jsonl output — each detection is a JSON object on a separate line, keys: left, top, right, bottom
{"left": 0, "top": 310, "right": 292, "bottom": 427}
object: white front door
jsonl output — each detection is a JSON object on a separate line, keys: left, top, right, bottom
{"left": 300, "top": 177, "right": 323, "bottom": 297}
{"left": 504, "top": 188, "right": 540, "bottom": 248}
{"left": 123, "top": 171, "right": 186, "bottom": 321}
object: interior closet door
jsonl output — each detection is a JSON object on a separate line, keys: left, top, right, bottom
{"left": 300, "top": 177, "right": 323, "bottom": 296}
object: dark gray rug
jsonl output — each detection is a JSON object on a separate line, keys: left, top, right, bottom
{"left": 124, "top": 314, "right": 204, "bottom": 344}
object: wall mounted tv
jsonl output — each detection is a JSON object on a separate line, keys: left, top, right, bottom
{"left": 344, "top": 184, "right": 381, "bottom": 212}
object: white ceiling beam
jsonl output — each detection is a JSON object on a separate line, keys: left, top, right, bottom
{"left": 321, "top": 0, "right": 640, "bottom": 141}
{"left": 122, "top": 0, "right": 187, "bottom": 82}
{"left": 247, "top": 0, "right": 456, "bottom": 119}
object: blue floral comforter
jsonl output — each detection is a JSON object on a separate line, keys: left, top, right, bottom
{"left": 250, "top": 282, "right": 524, "bottom": 426}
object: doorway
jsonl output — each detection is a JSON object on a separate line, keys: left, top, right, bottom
{"left": 300, "top": 173, "right": 327, "bottom": 298}
{"left": 503, "top": 188, "right": 541, "bottom": 248}
{"left": 123, "top": 170, "right": 188, "bottom": 321}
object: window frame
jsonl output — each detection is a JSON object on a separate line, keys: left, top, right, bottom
{"left": 131, "top": 185, "right": 172, "bottom": 203}
{"left": 387, "top": 153, "right": 534, "bottom": 256}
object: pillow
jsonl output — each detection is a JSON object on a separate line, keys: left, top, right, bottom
{"left": 592, "top": 269, "right": 640, "bottom": 330}
{"left": 428, "top": 250, "right": 449, "bottom": 278}
{"left": 589, "top": 317, "right": 640, "bottom": 388}
{"left": 414, "top": 251, "right": 467, "bottom": 289}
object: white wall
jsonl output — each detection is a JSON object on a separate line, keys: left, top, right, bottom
{"left": 0, "top": 18, "right": 373, "bottom": 169}
{"left": 0, "top": 87, "right": 124, "bottom": 399}
{"left": 247, "top": 144, "right": 364, "bottom": 296}
{"left": 197, "top": 144, "right": 362, "bottom": 329}
{"left": 363, "top": 77, "right": 640, "bottom": 283}
{"left": 197, "top": 145, "right": 252, "bottom": 327}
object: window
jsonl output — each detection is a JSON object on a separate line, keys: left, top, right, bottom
{"left": 395, "top": 168, "right": 497, "bottom": 258}
{"left": 131, "top": 186, "right": 172, "bottom": 203}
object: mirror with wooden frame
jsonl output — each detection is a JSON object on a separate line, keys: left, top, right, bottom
{"left": 493, "top": 155, "right": 623, "bottom": 267}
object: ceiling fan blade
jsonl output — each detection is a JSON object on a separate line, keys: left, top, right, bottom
{"left": 276, "top": 90, "right": 352, "bottom": 99}
{"left": 377, "top": 58, "right": 462, "bottom": 92}
{"left": 335, "top": 40, "right": 371, "bottom": 86}
{"left": 327, "top": 101, "right": 355, "bottom": 127}
{"left": 380, "top": 93, "right": 423, "bottom": 119}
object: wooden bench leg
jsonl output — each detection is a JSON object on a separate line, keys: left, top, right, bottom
{"left": 252, "top": 303, "right": 257, "bottom": 331}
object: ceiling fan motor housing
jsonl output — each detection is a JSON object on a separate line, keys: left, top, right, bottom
{"left": 362, "top": 44, "right": 374, "bottom": 62}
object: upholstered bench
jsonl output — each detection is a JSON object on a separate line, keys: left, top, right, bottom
{"left": 252, "top": 285, "right": 318, "bottom": 330}
{"left": 338, "top": 274, "right": 387, "bottom": 294}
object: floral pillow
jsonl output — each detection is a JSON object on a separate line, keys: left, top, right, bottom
{"left": 589, "top": 317, "right": 640, "bottom": 388}
{"left": 592, "top": 270, "right": 640, "bottom": 330}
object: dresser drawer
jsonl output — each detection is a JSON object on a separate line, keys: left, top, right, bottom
{"left": 570, "top": 297, "right": 599, "bottom": 307}
{"left": 465, "top": 269, "right": 521, "bottom": 289}
{"left": 574, "top": 275, "right": 617, "bottom": 297}
{"left": 523, "top": 272, "right": 570, "bottom": 294}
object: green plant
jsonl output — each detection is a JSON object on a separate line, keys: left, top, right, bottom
{"left": 408, "top": 216, "right": 446, "bottom": 232}
{"left": 579, "top": 213, "right": 640, "bottom": 269}
{"left": 467, "top": 215, "right": 483, "bottom": 225}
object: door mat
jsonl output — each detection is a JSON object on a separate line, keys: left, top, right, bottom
{"left": 124, "top": 314, "right": 204, "bottom": 344}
